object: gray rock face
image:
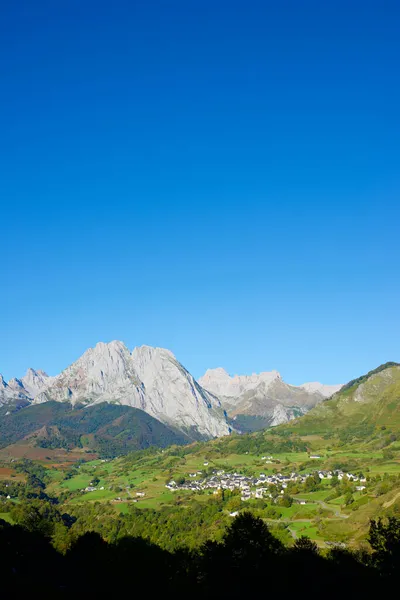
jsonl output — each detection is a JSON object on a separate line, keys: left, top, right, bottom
{"left": 131, "top": 346, "right": 228, "bottom": 437}
{"left": 1, "top": 344, "right": 342, "bottom": 436}
{"left": 33, "top": 341, "right": 230, "bottom": 439}
{"left": 0, "top": 375, "right": 30, "bottom": 405}
{"left": 34, "top": 341, "right": 145, "bottom": 407}
{"left": 21, "top": 368, "right": 51, "bottom": 397}
{"left": 0, "top": 368, "right": 51, "bottom": 406}
{"left": 199, "top": 368, "right": 343, "bottom": 427}
{"left": 299, "top": 382, "right": 343, "bottom": 398}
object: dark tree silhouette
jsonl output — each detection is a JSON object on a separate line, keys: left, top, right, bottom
{"left": 369, "top": 516, "right": 400, "bottom": 576}
{"left": 293, "top": 535, "right": 319, "bottom": 554}
{"left": 0, "top": 510, "right": 399, "bottom": 599}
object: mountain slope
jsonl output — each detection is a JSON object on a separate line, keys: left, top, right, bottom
{"left": 34, "top": 341, "right": 144, "bottom": 406}
{"left": 20, "top": 368, "right": 51, "bottom": 397}
{"left": 0, "top": 375, "right": 30, "bottom": 406}
{"left": 0, "top": 401, "right": 189, "bottom": 458}
{"left": 33, "top": 341, "right": 230, "bottom": 439}
{"left": 199, "top": 368, "right": 341, "bottom": 431}
{"left": 1, "top": 343, "right": 344, "bottom": 441}
{"left": 299, "top": 382, "right": 343, "bottom": 397}
{"left": 281, "top": 362, "right": 400, "bottom": 440}
{"left": 131, "top": 346, "right": 228, "bottom": 437}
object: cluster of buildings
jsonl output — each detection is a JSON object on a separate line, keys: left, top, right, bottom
{"left": 166, "top": 467, "right": 367, "bottom": 501}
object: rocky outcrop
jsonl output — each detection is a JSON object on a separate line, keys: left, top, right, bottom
{"left": 33, "top": 341, "right": 230, "bottom": 439}
{"left": 131, "top": 346, "right": 228, "bottom": 438}
{"left": 299, "top": 382, "right": 343, "bottom": 398}
{"left": 0, "top": 375, "right": 30, "bottom": 405}
{"left": 1, "top": 343, "right": 342, "bottom": 437}
{"left": 21, "top": 368, "right": 51, "bottom": 397}
{"left": 199, "top": 368, "right": 342, "bottom": 428}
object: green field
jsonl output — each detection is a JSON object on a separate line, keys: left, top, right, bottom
{"left": 0, "top": 513, "right": 15, "bottom": 524}
{"left": 288, "top": 521, "right": 322, "bottom": 540}
{"left": 278, "top": 503, "right": 320, "bottom": 519}
{"left": 62, "top": 474, "right": 93, "bottom": 491}
{"left": 70, "top": 488, "right": 116, "bottom": 503}
{"left": 35, "top": 432, "right": 398, "bottom": 550}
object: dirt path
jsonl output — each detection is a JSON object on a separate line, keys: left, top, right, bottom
{"left": 318, "top": 500, "right": 349, "bottom": 518}
{"left": 383, "top": 490, "right": 400, "bottom": 509}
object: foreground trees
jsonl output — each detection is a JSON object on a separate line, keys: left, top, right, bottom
{"left": 0, "top": 512, "right": 399, "bottom": 599}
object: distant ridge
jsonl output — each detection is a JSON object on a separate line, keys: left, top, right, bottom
{"left": 199, "top": 368, "right": 343, "bottom": 432}
{"left": 340, "top": 362, "right": 400, "bottom": 393}
{"left": 1, "top": 342, "right": 230, "bottom": 439}
{"left": 1, "top": 341, "right": 344, "bottom": 438}
{"left": 280, "top": 363, "right": 400, "bottom": 440}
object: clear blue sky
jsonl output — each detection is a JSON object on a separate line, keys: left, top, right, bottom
{"left": 1, "top": 1, "right": 399, "bottom": 385}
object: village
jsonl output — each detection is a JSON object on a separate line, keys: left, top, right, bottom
{"left": 166, "top": 461, "right": 367, "bottom": 502}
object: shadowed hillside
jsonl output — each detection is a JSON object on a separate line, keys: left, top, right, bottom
{"left": 0, "top": 402, "right": 189, "bottom": 458}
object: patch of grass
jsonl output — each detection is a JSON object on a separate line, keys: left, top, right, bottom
{"left": 116, "top": 502, "right": 130, "bottom": 515}
{"left": 279, "top": 503, "right": 319, "bottom": 519}
{"left": 69, "top": 488, "right": 116, "bottom": 503}
{"left": 0, "top": 512, "right": 15, "bottom": 524}
{"left": 62, "top": 474, "right": 92, "bottom": 491}
{"left": 135, "top": 490, "right": 176, "bottom": 509}
{"left": 294, "top": 489, "right": 332, "bottom": 501}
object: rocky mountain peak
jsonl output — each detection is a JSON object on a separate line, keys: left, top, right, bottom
{"left": 84, "top": 340, "right": 131, "bottom": 363}
{"left": 7, "top": 378, "right": 25, "bottom": 391}
{"left": 199, "top": 368, "right": 282, "bottom": 398}
{"left": 21, "top": 368, "right": 50, "bottom": 398}
{"left": 0, "top": 373, "right": 30, "bottom": 405}
{"left": 199, "top": 366, "right": 343, "bottom": 431}
{"left": 203, "top": 367, "right": 230, "bottom": 378}
{"left": 299, "top": 382, "right": 343, "bottom": 398}
{"left": 32, "top": 341, "right": 230, "bottom": 439}
{"left": 94, "top": 340, "right": 128, "bottom": 352}
{"left": 131, "top": 345, "right": 176, "bottom": 362}
{"left": 2, "top": 341, "right": 344, "bottom": 437}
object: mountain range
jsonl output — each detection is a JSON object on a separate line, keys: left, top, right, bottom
{"left": 0, "top": 340, "right": 343, "bottom": 443}
{"left": 199, "top": 368, "right": 342, "bottom": 431}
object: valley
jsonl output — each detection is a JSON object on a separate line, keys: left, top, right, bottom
{"left": 1, "top": 361, "right": 400, "bottom": 553}
{"left": 2, "top": 426, "right": 400, "bottom": 550}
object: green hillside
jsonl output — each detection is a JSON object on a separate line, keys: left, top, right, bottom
{"left": 0, "top": 401, "right": 189, "bottom": 457}
{"left": 279, "top": 363, "right": 400, "bottom": 443}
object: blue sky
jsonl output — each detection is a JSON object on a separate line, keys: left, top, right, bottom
{"left": 1, "top": 0, "right": 399, "bottom": 385}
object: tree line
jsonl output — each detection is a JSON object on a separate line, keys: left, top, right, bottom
{"left": 1, "top": 511, "right": 400, "bottom": 599}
